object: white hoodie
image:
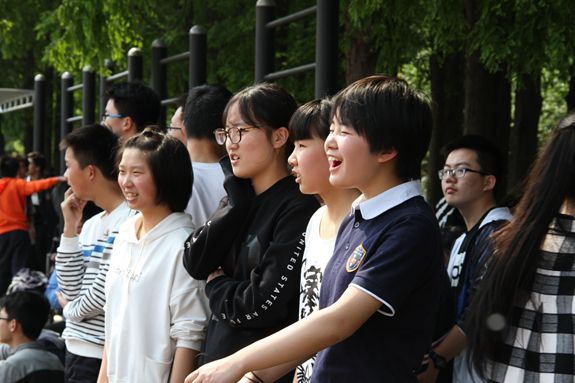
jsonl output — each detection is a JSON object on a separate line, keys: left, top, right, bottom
{"left": 105, "top": 212, "right": 209, "bottom": 383}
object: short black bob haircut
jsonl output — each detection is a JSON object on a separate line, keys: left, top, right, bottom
{"left": 118, "top": 127, "right": 192, "bottom": 213}
{"left": 440, "top": 134, "right": 504, "bottom": 195}
{"left": 222, "top": 82, "right": 298, "bottom": 157}
{"left": 106, "top": 81, "right": 161, "bottom": 132}
{"left": 0, "top": 155, "right": 20, "bottom": 178}
{"left": 1, "top": 290, "right": 51, "bottom": 340}
{"left": 60, "top": 124, "right": 121, "bottom": 182}
{"left": 289, "top": 98, "right": 333, "bottom": 142}
{"left": 184, "top": 84, "right": 233, "bottom": 140}
{"left": 332, "top": 75, "right": 432, "bottom": 181}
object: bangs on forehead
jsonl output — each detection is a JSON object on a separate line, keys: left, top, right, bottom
{"left": 330, "top": 97, "right": 367, "bottom": 136}
{"left": 236, "top": 97, "right": 263, "bottom": 127}
{"left": 289, "top": 99, "right": 333, "bottom": 142}
{"left": 289, "top": 121, "right": 315, "bottom": 141}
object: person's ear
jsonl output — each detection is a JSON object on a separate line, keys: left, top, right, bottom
{"left": 181, "top": 122, "right": 187, "bottom": 139}
{"left": 377, "top": 148, "right": 398, "bottom": 164}
{"left": 272, "top": 127, "right": 289, "bottom": 149}
{"left": 87, "top": 165, "right": 97, "bottom": 181}
{"left": 9, "top": 319, "right": 18, "bottom": 333}
{"left": 123, "top": 116, "right": 135, "bottom": 134}
{"left": 483, "top": 175, "right": 496, "bottom": 192}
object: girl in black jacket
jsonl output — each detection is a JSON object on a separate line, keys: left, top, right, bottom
{"left": 183, "top": 83, "right": 320, "bottom": 383}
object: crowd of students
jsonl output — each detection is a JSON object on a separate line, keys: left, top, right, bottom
{"left": 0, "top": 74, "right": 574, "bottom": 383}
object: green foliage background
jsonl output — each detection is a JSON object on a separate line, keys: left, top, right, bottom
{"left": 1, "top": 0, "right": 574, "bottom": 160}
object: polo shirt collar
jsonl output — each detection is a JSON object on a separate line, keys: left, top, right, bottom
{"left": 352, "top": 180, "right": 422, "bottom": 220}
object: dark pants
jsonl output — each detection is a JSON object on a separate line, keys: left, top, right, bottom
{"left": 65, "top": 350, "right": 102, "bottom": 383}
{"left": 0, "top": 230, "right": 31, "bottom": 295}
{"left": 29, "top": 222, "right": 52, "bottom": 273}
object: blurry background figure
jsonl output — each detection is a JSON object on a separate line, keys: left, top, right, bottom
{"left": 435, "top": 196, "right": 466, "bottom": 263}
{"left": 0, "top": 155, "right": 66, "bottom": 296}
{"left": 26, "top": 152, "right": 58, "bottom": 274}
{"left": 14, "top": 155, "right": 28, "bottom": 179}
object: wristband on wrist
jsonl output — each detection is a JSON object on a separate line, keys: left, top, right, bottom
{"left": 429, "top": 350, "right": 447, "bottom": 370}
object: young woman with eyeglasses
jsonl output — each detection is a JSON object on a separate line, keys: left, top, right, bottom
{"left": 183, "top": 83, "right": 320, "bottom": 383}
{"left": 97, "top": 128, "right": 210, "bottom": 383}
{"left": 465, "top": 113, "right": 575, "bottom": 382}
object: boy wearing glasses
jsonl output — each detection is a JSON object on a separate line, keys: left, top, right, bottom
{"left": 0, "top": 291, "right": 64, "bottom": 383}
{"left": 419, "top": 135, "right": 512, "bottom": 383}
{"left": 102, "top": 81, "right": 161, "bottom": 141}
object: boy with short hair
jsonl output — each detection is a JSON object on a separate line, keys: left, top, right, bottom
{"left": 181, "top": 84, "right": 231, "bottom": 227}
{"left": 55, "top": 124, "right": 135, "bottom": 383}
{"left": 166, "top": 93, "right": 188, "bottom": 146}
{"left": 0, "top": 290, "right": 64, "bottom": 383}
{"left": 186, "top": 75, "right": 445, "bottom": 383}
{"left": 418, "top": 135, "right": 512, "bottom": 383}
{"left": 102, "top": 81, "right": 161, "bottom": 141}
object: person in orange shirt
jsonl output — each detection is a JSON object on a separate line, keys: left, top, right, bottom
{"left": 0, "top": 155, "right": 66, "bottom": 295}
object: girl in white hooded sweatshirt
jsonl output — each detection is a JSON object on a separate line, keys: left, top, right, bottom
{"left": 97, "top": 128, "right": 210, "bottom": 383}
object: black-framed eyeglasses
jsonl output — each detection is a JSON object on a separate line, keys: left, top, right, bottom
{"left": 0, "top": 317, "right": 12, "bottom": 321}
{"left": 167, "top": 126, "right": 182, "bottom": 133}
{"left": 101, "top": 114, "right": 124, "bottom": 121}
{"left": 438, "top": 167, "right": 489, "bottom": 180}
{"left": 213, "top": 126, "right": 259, "bottom": 145}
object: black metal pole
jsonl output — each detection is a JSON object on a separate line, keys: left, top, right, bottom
{"left": 60, "top": 72, "right": 74, "bottom": 174}
{"left": 82, "top": 65, "right": 96, "bottom": 126}
{"left": 128, "top": 48, "right": 143, "bottom": 82}
{"left": 255, "top": 0, "right": 276, "bottom": 83}
{"left": 315, "top": 0, "right": 339, "bottom": 98}
{"left": 33, "top": 74, "right": 46, "bottom": 153}
{"left": 152, "top": 39, "right": 168, "bottom": 125}
{"left": 99, "top": 59, "right": 114, "bottom": 120}
{"left": 189, "top": 25, "right": 207, "bottom": 89}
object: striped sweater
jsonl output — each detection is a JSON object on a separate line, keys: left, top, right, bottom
{"left": 56, "top": 202, "right": 135, "bottom": 359}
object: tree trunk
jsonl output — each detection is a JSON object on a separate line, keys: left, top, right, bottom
{"left": 427, "top": 52, "right": 465, "bottom": 207}
{"left": 566, "top": 64, "right": 575, "bottom": 112}
{"left": 0, "top": 115, "right": 5, "bottom": 156}
{"left": 343, "top": 12, "right": 379, "bottom": 85}
{"left": 464, "top": 0, "right": 511, "bottom": 201}
{"left": 23, "top": 50, "right": 35, "bottom": 155}
{"left": 508, "top": 73, "right": 542, "bottom": 192}
{"left": 51, "top": 68, "right": 62, "bottom": 175}
{"left": 43, "top": 68, "right": 54, "bottom": 173}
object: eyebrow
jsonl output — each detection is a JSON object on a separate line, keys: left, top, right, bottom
{"left": 119, "top": 163, "right": 145, "bottom": 169}
{"left": 444, "top": 161, "right": 471, "bottom": 168}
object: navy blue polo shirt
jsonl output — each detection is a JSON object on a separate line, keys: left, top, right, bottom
{"left": 311, "top": 181, "right": 444, "bottom": 383}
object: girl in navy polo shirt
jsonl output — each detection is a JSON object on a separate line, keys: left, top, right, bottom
{"left": 185, "top": 77, "right": 445, "bottom": 383}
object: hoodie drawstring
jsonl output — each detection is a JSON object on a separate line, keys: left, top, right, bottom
{"left": 125, "top": 242, "right": 145, "bottom": 298}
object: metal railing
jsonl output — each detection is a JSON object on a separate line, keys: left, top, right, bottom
{"left": 255, "top": 0, "right": 339, "bottom": 98}
{"left": 151, "top": 25, "right": 207, "bottom": 123}
{"left": 60, "top": 48, "right": 144, "bottom": 173}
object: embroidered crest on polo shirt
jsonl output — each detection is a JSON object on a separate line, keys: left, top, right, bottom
{"left": 346, "top": 245, "right": 366, "bottom": 273}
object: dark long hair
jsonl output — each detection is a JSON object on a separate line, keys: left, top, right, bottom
{"left": 466, "top": 113, "right": 575, "bottom": 377}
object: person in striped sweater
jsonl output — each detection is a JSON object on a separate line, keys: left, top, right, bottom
{"left": 55, "top": 124, "right": 136, "bottom": 383}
